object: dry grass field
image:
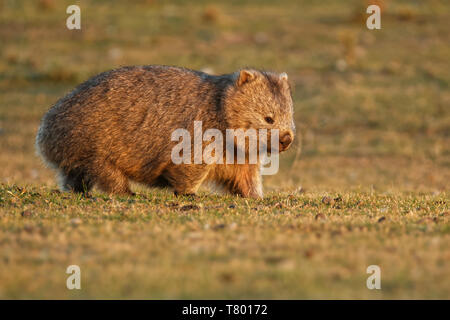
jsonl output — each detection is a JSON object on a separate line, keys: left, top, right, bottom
{"left": 0, "top": 0, "right": 449, "bottom": 298}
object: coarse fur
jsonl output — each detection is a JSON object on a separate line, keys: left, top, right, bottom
{"left": 35, "top": 65, "right": 295, "bottom": 198}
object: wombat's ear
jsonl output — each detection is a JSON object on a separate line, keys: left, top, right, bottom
{"left": 237, "top": 69, "right": 256, "bottom": 86}
{"left": 279, "top": 72, "right": 288, "bottom": 81}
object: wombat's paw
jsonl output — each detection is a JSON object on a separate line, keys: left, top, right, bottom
{"left": 104, "top": 190, "right": 135, "bottom": 198}
{"left": 237, "top": 188, "right": 263, "bottom": 199}
{"left": 246, "top": 192, "right": 263, "bottom": 199}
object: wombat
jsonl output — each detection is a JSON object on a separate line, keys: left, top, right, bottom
{"left": 36, "top": 65, "right": 295, "bottom": 198}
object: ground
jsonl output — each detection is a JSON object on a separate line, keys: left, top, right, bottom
{"left": 0, "top": 0, "right": 449, "bottom": 298}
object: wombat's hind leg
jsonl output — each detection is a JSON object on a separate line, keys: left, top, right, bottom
{"left": 58, "top": 168, "right": 93, "bottom": 194}
{"left": 94, "top": 163, "right": 134, "bottom": 196}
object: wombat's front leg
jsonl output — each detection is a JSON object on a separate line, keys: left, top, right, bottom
{"left": 215, "top": 164, "right": 263, "bottom": 199}
{"left": 164, "top": 164, "right": 211, "bottom": 196}
{"left": 231, "top": 164, "right": 263, "bottom": 198}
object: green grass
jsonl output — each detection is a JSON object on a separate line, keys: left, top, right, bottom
{"left": 0, "top": 0, "right": 449, "bottom": 298}
{"left": 1, "top": 184, "right": 448, "bottom": 299}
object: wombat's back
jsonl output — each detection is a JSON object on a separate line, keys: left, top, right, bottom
{"left": 36, "top": 65, "right": 222, "bottom": 183}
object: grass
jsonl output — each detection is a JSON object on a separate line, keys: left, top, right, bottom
{"left": 1, "top": 184, "right": 448, "bottom": 299}
{"left": 0, "top": 0, "right": 449, "bottom": 298}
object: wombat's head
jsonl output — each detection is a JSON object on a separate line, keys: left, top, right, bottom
{"left": 224, "top": 69, "right": 295, "bottom": 152}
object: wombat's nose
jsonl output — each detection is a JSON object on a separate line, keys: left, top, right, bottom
{"left": 279, "top": 132, "right": 293, "bottom": 151}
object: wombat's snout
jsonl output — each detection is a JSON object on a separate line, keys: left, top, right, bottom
{"left": 279, "top": 131, "right": 294, "bottom": 151}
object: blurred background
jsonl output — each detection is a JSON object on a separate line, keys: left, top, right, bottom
{"left": 0, "top": 0, "right": 449, "bottom": 193}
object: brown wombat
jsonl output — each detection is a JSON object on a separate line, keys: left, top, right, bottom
{"left": 36, "top": 66, "right": 295, "bottom": 198}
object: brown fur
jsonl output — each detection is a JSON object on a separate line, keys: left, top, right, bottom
{"left": 36, "top": 65, "right": 295, "bottom": 198}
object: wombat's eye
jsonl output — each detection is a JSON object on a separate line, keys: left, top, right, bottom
{"left": 264, "top": 116, "right": 275, "bottom": 124}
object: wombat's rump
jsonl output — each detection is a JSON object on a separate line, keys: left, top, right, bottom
{"left": 36, "top": 65, "right": 295, "bottom": 198}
